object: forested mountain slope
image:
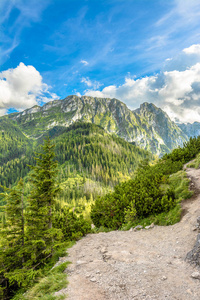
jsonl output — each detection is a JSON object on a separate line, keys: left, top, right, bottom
{"left": 0, "top": 122, "right": 151, "bottom": 201}
{"left": 0, "top": 118, "right": 32, "bottom": 164}
{"left": 1, "top": 122, "right": 200, "bottom": 300}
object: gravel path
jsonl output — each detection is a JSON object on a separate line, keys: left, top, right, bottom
{"left": 58, "top": 166, "right": 200, "bottom": 299}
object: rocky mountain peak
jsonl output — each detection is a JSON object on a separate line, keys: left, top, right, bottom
{"left": 134, "top": 102, "right": 169, "bottom": 119}
{"left": 6, "top": 95, "right": 189, "bottom": 156}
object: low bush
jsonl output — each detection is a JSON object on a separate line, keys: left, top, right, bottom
{"left": 12, "top": 262, "right": 69, "bottom": 300}
{"left": 53, "top": 207, "right": 91, "bottom": 241}
{"left": 91, "top": 164, "right": 176, "bottom": 230}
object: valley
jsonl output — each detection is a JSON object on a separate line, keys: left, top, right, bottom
{"left": 1, "top": 96, "right": 200, "bottom": 299}
{"left": 2, "top": 1, "right": 200, "bottom": 299}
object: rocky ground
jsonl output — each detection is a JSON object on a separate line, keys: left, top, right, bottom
{"left": 56, "top": 165, "right": 200, "bottom": 299}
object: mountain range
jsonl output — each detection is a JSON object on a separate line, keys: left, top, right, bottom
{"left": 1, "top": 94, "right": 200, "bottom": 223}
{"left": 4, "top": 95, "right": 200, "bottom": 156}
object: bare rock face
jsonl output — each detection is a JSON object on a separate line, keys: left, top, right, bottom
{"left": 178, "top": 122, "right": 200, "bottom": 138}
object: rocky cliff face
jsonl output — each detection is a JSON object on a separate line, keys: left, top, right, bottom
{"left": 8, "top": 95, "right": 188, "bottom": 156}
{"left": 177, "top": 122, "right": 200, "bottom": 138}
{"left": 133, "top": 102, "right": 188, "bottom": 155}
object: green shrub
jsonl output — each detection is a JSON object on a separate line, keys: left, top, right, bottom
{"left": 91, "top": 165, "right": 176, "bottom": 230}
{"left": 194, "top": 153, "right": 200, "bottom": 169}
{"left": 91, "top": 189, "right": 129, "bottom": 229}
{"left": 53, "top": 207, "right": 91, "bottom": 241}
{"left": 12, "top": 262, "right": 69, "bottom": 300}
{"left": 91, "top": 136, "right": 199, "bottom": 231}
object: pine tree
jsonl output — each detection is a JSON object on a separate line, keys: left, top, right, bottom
{"left": 25, "top": 136, "right": 62, "bottom": 268}
{"left": 0, "top": 179, "right": 25, "bottom": 299}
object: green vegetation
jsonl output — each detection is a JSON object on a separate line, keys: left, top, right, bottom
{"left": 0, "top": 119, "right": 32, "bottom": 165}
{"left": 122, "top": 169, "right": 192, "bottom": 229}
{"left": 0, "top": 118, "right": 199, "bottom": 299}
{"left": 187, "top": 152, "right": 200, "bottom": 169}
{"left": 12, "top": 262, "right": 70, "bottom": 300}
{"left": 0, "top": 118, "right": 33, "bottom": 188}
{"left": 168, "top": 170, "right": 193, "bottom": 201}
{"left": 0, "top": 122, "right": 151, "bottom": 209}
{"left": 91, "top": 136, "right": 200, "bottom": 230}
{"left": 0, "top": 179, "right": 26, "bottom": 298}
{"left": 52, "top": 122, "right": 151, "bottom": 186}
{"left": 0, "top": 138, "right": 90, "bottom": 299}
{"left": 53, "top": 207, "right": 91, "bottom": 241}
{"left": 25, "top": 137, "right": 62, "bottom": 270}
{"left": 91, "top": 162, "right": 176, "bottom": 230}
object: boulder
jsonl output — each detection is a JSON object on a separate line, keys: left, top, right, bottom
{"left": 134, "top": 225, "right": 143, "bottom": 231}
{"left": 191, "top": 272, "right": 200, "bottom": 279}
{"left": 186, "top": 233, "right": 200, "bottom": 266}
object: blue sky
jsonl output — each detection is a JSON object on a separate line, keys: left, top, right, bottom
{"left": 1, "top": 0, "right": 200, "bottom": 122}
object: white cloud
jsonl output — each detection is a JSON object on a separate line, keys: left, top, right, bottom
{"left": 81, "top": 76, "right": 102, "bottom": 90}
{"left": 80, "top": 60, "right": 89, "bottom": 66}
{"left": 76, "top": 92, "right": 81, "bottom": 97}
{"left": 0, "top": 62, "right": 59, "bottom": 113}
{"left": 0, "top": 108, "right": 7, "bottom": 116}
{"left": 81, "top": 77, "right": 92, "bottom": 87}
{"left": 85, "top": 44, "right": 200, "bottom": 123}
{"left": 183, "top": 44, "right": 200, "bottom": 54}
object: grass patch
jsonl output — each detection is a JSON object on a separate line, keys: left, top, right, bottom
{"left": 13, "top": 264, "right": 68, "bottom": 300}
{"left": 186, "top": 161, "right": 195, "bottom": 168}
{"left": 187, "top": 153, "right": 200, "bottom": 169}
{"left": 11, "top": 242, "right": 74, "bottom": 300}
{"left": 121, "top": 204, "right": 182, "bottom": 230}
{"left": 91, "top": 225, "right": 114, "bottom": 233}
{"left": 168, "top": 170, "right": 193, "bottom": 201}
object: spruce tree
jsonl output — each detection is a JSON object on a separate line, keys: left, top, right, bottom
{"left": 25, "top": 137, "right": 61, "bottom": 268}
{"left": 0, "top": 179, "right": 25, "bottom": 299}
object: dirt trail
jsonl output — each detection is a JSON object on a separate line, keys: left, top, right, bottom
{"left": 59, "top": 165, "right": 200, "bottom": 299}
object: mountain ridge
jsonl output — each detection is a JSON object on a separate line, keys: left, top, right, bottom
{"left": 4, "top": 95, "right": 189, "bottom": 156}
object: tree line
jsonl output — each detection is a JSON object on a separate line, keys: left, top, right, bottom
{"left": 0, "top": 137, "right": 90, "bottom": 299}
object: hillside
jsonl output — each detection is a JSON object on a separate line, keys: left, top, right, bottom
{"left": 0, "top": 118, "right": 32, "bottom": 165}
{"left": 0, "top": 118, "right": 34, "bottom": 187}
{"left": 64, "top": 164, "right": 200, "bottom": 300}
{"left": 1, "top": 128, "right": 200, "bottom": 299}
{"left": 4, "top": 95, "right": 188, "bottom": 156}
{"left": 0, "top": 122, "right": 151, "bottom": 208}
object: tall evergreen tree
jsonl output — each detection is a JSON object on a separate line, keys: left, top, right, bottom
{"left": 0, "top": 137, "right": 62, "bottom": 299}
{"left": 0, "top": 179, "right": 25, "bottom": 299}
{"left": 25, "top": 137, "right": 61, "bottom": 268}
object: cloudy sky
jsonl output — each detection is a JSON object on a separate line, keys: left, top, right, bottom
{"left": 1, "top": 0, "right": 200, "bottom": 122}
